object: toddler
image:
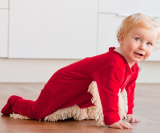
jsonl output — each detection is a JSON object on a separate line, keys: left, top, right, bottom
{"left": 1, "top": 13, "right": 160, "bottom": 130}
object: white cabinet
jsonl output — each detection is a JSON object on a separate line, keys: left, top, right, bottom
{"left": 0, "top": 10, "right": 8, "bottom": 58}
{"left": 0, "top": 0, "right": 8, "bottom": 8}
{"left": 9, "top": 0, "right": 97, "bottom": 59}
{"left": 98, "top": 14, "right": 123, "bottom": 54}
{"left": 99, "top": 0, "right": 160, "bottom": 16}
{"left": 147, "top": 16, "right": 160, "bottom": 61}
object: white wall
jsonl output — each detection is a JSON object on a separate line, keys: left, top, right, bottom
{"left": 0, "top": 59, "right": 159, "bottom": 83}
{"left": 137, "top": 61, "right": 160, "bottom": 83}
{"left": 0, "top": 59, "right": 77, "bottom": 83}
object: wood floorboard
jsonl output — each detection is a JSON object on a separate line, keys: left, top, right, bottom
{"left": 0, "top": 83, "right": 160, "bottom": 133}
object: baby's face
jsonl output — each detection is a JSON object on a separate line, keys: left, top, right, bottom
{"left": 120, "top": 27, "right": 158, "bottom": 65}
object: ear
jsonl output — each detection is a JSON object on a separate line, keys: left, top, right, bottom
{"left": 119, "top": 33, "right": 125, "bottom": 44}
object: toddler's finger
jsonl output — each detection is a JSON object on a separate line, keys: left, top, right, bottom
{"left": 121, "top": 122, "right": 131, "bottom": 129}
{"left": 108, "top": 125, "right": 123, "bottom": 130}
{"left": 124, "top": 122, "right": 133, "bottom": 129}
{"left": 128, "top": 123, "right": 133, "bottom": 129}
{"left": 127, "top": 117, "right": 131, "bottom": 122}
{"left": 135, "top": 119, "right": 140, "bottom": 123}
{"left": 117, "top": 125, "right": 123, "bottom": 129}
{"left": 121, "top": 124, "right": 131, "bottom": 129}
{"left": 131, "top": 119, "right": 135, "bottom": 122}
{"left": 125, "top": 122, "right": 132, "bottom": 127}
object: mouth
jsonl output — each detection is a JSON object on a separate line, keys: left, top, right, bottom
{"left": 134, "top": 52, "right": 144, "bottom": 56}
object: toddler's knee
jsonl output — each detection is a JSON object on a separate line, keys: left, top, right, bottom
{"left": 8, "top": 95, "right": 23, "bottom": 104}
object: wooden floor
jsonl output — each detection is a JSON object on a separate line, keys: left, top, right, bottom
{"left": 0, "top": 83, "right": 160, "bottom": 133}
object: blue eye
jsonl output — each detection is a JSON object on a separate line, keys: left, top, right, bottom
{"left": 135, "top": 38, "right": 140, "bottom": 41}
{"left": 147, "top": 42, "right": 152, "bottom": 46}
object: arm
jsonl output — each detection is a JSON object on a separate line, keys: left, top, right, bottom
{"left": 92, "top": 64, "right": 125, "bottom": 125}
{"left": 125, "top": 67, "right": 139, "bottom": 115}
{"left": 125, "top": 67, "right": 140, "bottom": 123}
{"left": 125, "top": 79, "right": 136, "bottom": 114}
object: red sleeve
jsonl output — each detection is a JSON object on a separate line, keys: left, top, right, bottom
{"left": 125, "top": 67, "right": 139, "bottom": 114}
{"left": 92, "top": 64, "right": 125, "bottom": 125}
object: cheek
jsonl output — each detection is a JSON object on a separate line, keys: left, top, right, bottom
{"left": 145, "top": 49, "right": 152, "bottom": 58}
{"left": 126, "top": 44, "right": 135, "bottom": 52}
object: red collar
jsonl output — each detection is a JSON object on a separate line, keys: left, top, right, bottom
{"left": 109, "top": 47, "right": 138, "bottom": 75}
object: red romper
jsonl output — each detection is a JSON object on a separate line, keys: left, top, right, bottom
{"left": 1, "top": 47, "right": 139, "bottom": 125}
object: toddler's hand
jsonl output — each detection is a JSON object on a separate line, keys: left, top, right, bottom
{"left": 108, "top": 120, "right": 133, "bottom": 129}
{"left": 126, "top": 114, "right": 140, "bottom": 123}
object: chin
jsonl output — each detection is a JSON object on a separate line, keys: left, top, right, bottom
{"left": 131, "top": 58, "right": 142, "bottom": 63}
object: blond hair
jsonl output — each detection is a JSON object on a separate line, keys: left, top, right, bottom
{"left": 117, "top": 13, "right": 160, "bottom": 50}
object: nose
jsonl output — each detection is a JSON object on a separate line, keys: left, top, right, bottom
{"left": 139, "top": 42, "right": 146, "bottom": 51}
